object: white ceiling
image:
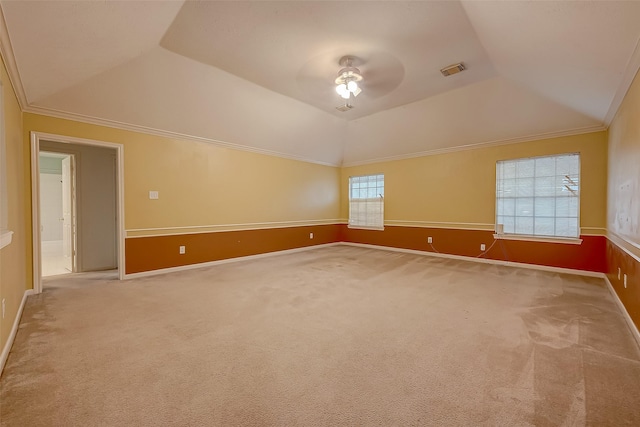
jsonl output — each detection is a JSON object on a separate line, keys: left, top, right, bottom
{"left": 1, "top": 1, "right": 640, "bottom": 166}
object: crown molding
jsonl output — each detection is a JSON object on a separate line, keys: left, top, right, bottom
{"left": 341, "top": 125, "right": 607, "bottom": 167}
{"left": 0, "top": 4, "right": 28, "bottom": 110}
{"left": 1, "top": 3, "right": 337, "bottom": 170}
{"left": 23, "top": 104, "right": 341, "bottom": 167}
{"left": 1, "top": 6, "right": 339, "bottom": 168}
{"left": 25, "top": 102, "right": 608, "bottom": 170}
{"left": 604, "top": 35, "right": 640, "bottom": 126}
{"left": 2, "top": 1, "right": 614, "bottom": 170}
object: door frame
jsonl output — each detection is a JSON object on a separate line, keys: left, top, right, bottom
{"left": 60, "top": 153, "right": 77, "bottom": 273}
{"left": 30, "top": 132, "right": 125, "bottom": 293}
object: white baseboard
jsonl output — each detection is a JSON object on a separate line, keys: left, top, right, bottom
{"left": 339, "top": 242, "right": 604, "bottom": 278}
{"left": 604, "top": 276, "right": 640, "bottom": 350}
{"left": 124, "top": 242, "right": 341, "bottom": 279}
{"left": 0, "top": 289, "right": 35, "bottom": 376}
{"left": 342, "top": 242, "right": 640, "bottom": 348}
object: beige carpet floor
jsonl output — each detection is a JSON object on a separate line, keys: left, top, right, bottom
{"left": 1, "top": 245, "right": 639, "bottom": 426}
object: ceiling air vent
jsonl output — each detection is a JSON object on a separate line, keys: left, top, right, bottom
{"left": 336, "top": 104, "right": 354, "bottom": 112}
{"left": 440, "top": 63, "right": 466, "bottom": 77}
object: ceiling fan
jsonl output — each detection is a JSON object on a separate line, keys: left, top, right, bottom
{"left": 295, "top": 50, "right": 404, "bottom": 116}
{"left": 334, "top": 56, "right": 363, "bottom": 112}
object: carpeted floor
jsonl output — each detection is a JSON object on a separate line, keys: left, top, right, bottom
{"left": 1, "top": 245, "right": 639, "bottom": 426}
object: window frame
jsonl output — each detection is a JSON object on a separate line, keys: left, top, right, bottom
{"left": 494, "top": 153, "right": 582, "bottom": 245}
{"left": 348, "top": 173, "right": 385, "bottom": 231}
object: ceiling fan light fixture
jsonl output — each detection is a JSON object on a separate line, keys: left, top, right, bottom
{"left": 335, "top": 56, "right": 363, "bottom": 100}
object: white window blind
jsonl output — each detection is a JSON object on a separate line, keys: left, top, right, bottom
{"left": 349, "top": 174, "right": 384, "bottom": 230}
{"left": 496, "top": 153, "right": 580, "bottom": 238}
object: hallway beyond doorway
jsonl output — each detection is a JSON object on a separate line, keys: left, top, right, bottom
{"left": 41, "top": 240, "right": 71, "bottom": 277}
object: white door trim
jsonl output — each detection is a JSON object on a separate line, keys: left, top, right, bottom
{"left": 30, "top": 131, "right": 125, "bottom": 293}
{"left": 60, "top": 154, "right": 76, "bottom": 273}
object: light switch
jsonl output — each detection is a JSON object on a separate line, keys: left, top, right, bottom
{"left": 149, "top": 191, "right": 159, "bottom": 200}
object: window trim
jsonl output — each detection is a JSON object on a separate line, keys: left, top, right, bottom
{"left": 495, "top": 153, "right": 581, "bottom": 243}
{"left": 348, "top": 173, "right": 385, "bottom": 231}
{"left": 347, "top": 224, "right": 385, "bottom": 231}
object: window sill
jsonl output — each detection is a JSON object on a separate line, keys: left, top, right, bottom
{"left": 1, "top": 230, "right": 14, "bottom": 249}
{"left": 348, "top": 225, "right": 385, "bottom": 231}
{"left": 493, "top": 233, "right": 582, "bottom": 245}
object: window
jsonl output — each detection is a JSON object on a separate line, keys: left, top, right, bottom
{"left": 349, "top": 174, "right": 384, "bottom": 230}
{"left": 496, "top": 153, "right": 580, "bottom": 239}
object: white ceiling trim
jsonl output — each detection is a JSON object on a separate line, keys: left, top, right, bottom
{"left": 21, "top": 104, "right": 608, "bottom": 170}
{"left": 0, "top": 6, "right": 26, "bottom": 109}
{"left": 23, "top": 104, "right": 341, "bottom": 167}
{"left": 341, "top": 124, "right": 606, "bottom": 168}
{"left": 604, "top": 35, "right": 640, "bottom": 126}
{"left": 1, "top": 2, "right": 632, "bottom": 169}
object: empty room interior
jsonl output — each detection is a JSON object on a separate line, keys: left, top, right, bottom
{"left": 0, "top": 1, "right": 640, "bottom": 425}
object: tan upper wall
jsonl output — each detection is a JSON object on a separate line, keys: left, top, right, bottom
{"left": 24, "top": 113, "right": 341, "bottom": 236}
{"left": 341, "top": 131, "right": 608, "bottom": 233}
{"left": 608, "top": 67, "right": 640, "bottom": 258}
{"left": 0, "top": 54, "right": 27, "bottom": 351}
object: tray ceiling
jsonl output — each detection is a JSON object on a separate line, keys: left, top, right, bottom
{"left": 1, "top": 1, "right": 639, "bottom": 166}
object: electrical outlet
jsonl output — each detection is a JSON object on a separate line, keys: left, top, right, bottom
{"left": 179, "top": 245, "right": 186, "bottom": 255}
{"left": 428, "top": 237, "right": 433, "bottom": 244}
{"left": 480, "top": 243, "right": 486, "bottom": 251}
{"left": 149, "top": 191, "right": 159, "bottom": 200}
{"left": 624, "top": 274, "right": 627, "bottom": 288}
{"left": 2, "top": 298, "right": 5, "bottom": 319}
{"left": 310, "top": 232, "right": 313, "bottom": 239}
{"left": 618, "top": 267, "right": 621, "bottom": 280}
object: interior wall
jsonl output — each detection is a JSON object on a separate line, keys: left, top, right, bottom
{"left": 607, "top": 66, "right": 640, "bottom": 331}
{"left": 23, "top": 113, "right": 341, "bottom": 273}
{"left": 0, "top": 54, "right": 27, "bottom": 357}
{"left": 340, "top": 131, "right": 608, "bottom": 272}
{"left": 341, "top": 131, "right": 607, "bottom": 229}
{"left": 39, "top": 141, "right": 117, "bottom": 272}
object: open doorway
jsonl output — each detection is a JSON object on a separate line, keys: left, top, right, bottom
{"left": 31, "top": 132, "right": 125, "bottom": 293}
{"left": 39, "top": 152, "right": 76, "bottom": 276}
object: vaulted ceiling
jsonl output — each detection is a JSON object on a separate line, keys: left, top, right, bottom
{"left": 1, "top": 1, "right": 639, "bottom": 166}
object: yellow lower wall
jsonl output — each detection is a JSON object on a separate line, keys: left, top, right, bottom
{"left": 341, "top": 131, "right": 608, "bottom": 234}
